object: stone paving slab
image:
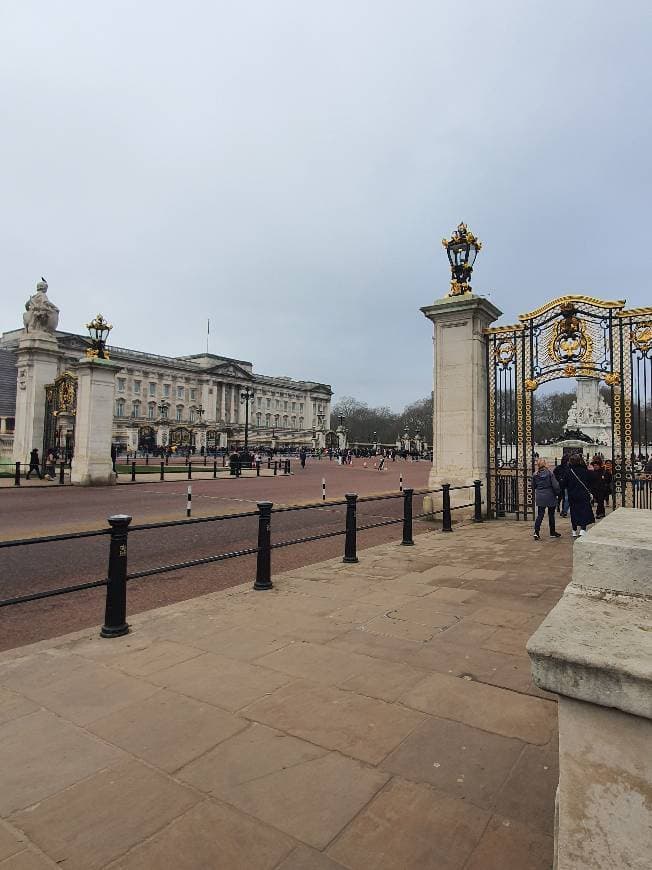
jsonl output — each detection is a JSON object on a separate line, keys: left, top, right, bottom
{"left": 0, "top": 520, "right": 571, "bottom": 869}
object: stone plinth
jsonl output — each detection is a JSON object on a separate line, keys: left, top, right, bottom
{"left": 421, "top": 293, "right": 501, "bottom": 517}
{"left": 12, "top": 331, "right": 60, "bottom": 465}
{"left": 527, "top": 509, "right": 652, "bottom": 870}
{"left": 71, "top": 357, "right": 122, "bottom": 486}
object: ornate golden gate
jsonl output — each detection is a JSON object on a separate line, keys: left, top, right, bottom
{"left": 43, "top": 371, "right": 77, "bottom": 461}
{"left": 485, "top": 295, "right": 652, "bottom": 518}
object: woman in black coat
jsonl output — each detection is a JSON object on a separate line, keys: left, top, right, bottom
{"left": 532, "top": 458, "right": 561, "bottom": 540}
{"left": 565, "top": 454, "right": 596, "bottom": 537}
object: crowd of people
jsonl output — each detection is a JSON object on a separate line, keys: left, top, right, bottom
{"left": 532, "top": 453, "right": 614, "bottom": 541}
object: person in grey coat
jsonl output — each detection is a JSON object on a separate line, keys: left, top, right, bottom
{"left": 532, "top": 458, "right": 562, "bottom": 540}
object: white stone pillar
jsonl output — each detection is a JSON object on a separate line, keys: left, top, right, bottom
{"left": 230, "top": 385, "right": 236, "bottom": 423}
{"left": 528, "top": 509, "right": 652, "bottom": 870}
{"left": 220, "top": 383, "right": 226, "bottom": 421}
{"left": 421, "top": 294, "right": 501, "bottom": 491}
{"left": 12, "top": 332, "right": 60, "bottom": 465}
{"left": 71, "top": 358, "right": 122, "bottom": 485}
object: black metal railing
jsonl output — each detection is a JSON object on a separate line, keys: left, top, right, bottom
{"left": 0, "top": 481, "right": 484, "bottom": 637}
{"left": 1, "top": 460, "right": 70, "bottom": 486}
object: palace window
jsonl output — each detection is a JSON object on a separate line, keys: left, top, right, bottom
{"left": 176, "top": 405, "right": 184, "bottom": 422}
{"left": 284, "top": 401, "right": 288, "bottom": 411}
{"left": 276, "top": 400, "right": 280, "bottom": 410}
{"left": 117, "top": 378, "right": 126, "bottom": 392}
{"left": 115, "top": 399, "right": 125, "bottom": 417}
{"left": 299, "top": 403, "right": 303, "bottom": 413}
{"left": 265, "top": 414, "right": 271, "bottom": 427}
{"left": 148, "top": 403, "right": 156, "bottom": 420}
{"left": 133, "top": 380, "right": 141, "bottom": 394}
{"left": 291, "top": 416, "right": 296, "bottom": 428}
{"left": 274, "top": 414, "right": 280, "bottom": 426}
{"left": 266, "top": 398, "right": 271, "bottom": 409}
{"left": 283, "top": 415, "right": 288, "bottom": 427}
{"left": 257, "top": 398, "right": 262, "bottom": 409}
{"left": 256, "top": 412, "right": 262, "bottom": 426}
{"left": 299, "top": 416, "right": 304, "bottom": 429}
{"left": 312, "top": 402, "right": 316, "bottom": 415}
{"left": 189, "top": 408, "right": 196, "bottom": 423}
{"left": 149, "top": 382, "right": 156, "bottom": 397}
{"left": 177, "top": 386, "right": 184, "bottom": 400}
{"left": 291, "top": 402, "right": 296, "bottom": 412}
{"left": 132, "top": 401, "right": 141, "bottom": 418}
{"left": 190, "top": 388, "right": 197, "bottom": 401}
{"left": 163, "top": 384, "right": 170, "bottom": 397}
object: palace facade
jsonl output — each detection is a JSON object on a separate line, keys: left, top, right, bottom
{"left": 0, "top": 326, "right": 332, "bottom": 458}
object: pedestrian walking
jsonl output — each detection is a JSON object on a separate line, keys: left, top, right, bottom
{"left": 532, "top": 458, "right": 561, "bottom": 540}
{"left": 591, "top": 456, "right": 612, "bottom": 518}
{"left": 26, "top": 448, "right": 43, "bottom": 480}
{"left": 566, "top": 454, "right": 596, "bottom": 537}
{"left": 553, "top": 454, "right": 569, "bottom": 517}
{"left": 378, "top": 454, "right": 385, "bottom": 471}
{"left": 45, "top": 449, "right": 57, "bottom": 480}
{"left": 299, "top": 448, "right": 306, "bottom": 469}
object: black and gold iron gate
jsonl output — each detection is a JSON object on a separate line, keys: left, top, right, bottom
{"left": 486, "top": 295, "right": 652, "bottom": 519}
{"left": 43, "top": 371, "right": 78, "bottom": 461}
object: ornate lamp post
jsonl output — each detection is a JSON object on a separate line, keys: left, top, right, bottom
{"left": 85, "top": 314, "right": 113, "bottom": 359}
{"left": 240, "top": 387, "right": 255, "bottom": 453}
{"left": 442, "top": 222, "right": 482, "bottom": 296}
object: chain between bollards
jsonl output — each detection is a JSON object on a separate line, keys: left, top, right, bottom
{"left": 343, "top": 493, "right": 359, "bottom": 562}
{"left": 401, "top": 487, "right": 414, "bottom": 545}
{"left": 101, "top": 514, "right": 132, "bottom": 638}
{"left": 442, "top": 483, "right": 453, "bottom": 532}
{"left": 473, "top": 479, "right": 483, "bottom": 522}
{"left": 253, "top": 501, "right": 273, "bottom": 590}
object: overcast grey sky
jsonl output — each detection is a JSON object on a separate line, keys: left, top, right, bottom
{"left": 1, "top": 1, "right": 650, "bottom": 408}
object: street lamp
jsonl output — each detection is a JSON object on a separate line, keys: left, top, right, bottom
{"left": 442, "top": 222, "right": 482, "bottom": 297}
{"left": 85, "top": 314, "right": 113, "bottom": 359}
{"left": 338, "top": 414, "right": 345, "bottom": 428}
{"left": 240, "top": 387, "right": 255, "bottom": 453}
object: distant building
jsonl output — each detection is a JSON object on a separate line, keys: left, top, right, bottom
{"left": 0, "top": 313, "right": 332, "bottom": 459}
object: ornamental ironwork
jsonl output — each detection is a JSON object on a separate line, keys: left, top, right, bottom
{"left": 485, "top": 294, "right": 652, "bottom": 519}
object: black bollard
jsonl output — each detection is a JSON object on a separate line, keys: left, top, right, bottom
{"left": 343, "top": 493, "right": 359, "bottom": 563}
{"left": 401, "top": 488, "right": 414, "bottom": 546}
{"left": 213, "top": 460, "right": 217, "bottom": 479}
{"left": 253, "top": 501, "right": 273, "bottom": 590}
{"left": 188, "top": 461, "right": 192, "bottom": 480}
{"left": 101, "top": 514, "right": 132, "bottom": 638}
{"left": 473, "top": 480, "right": 483, "bottom": 523}
{"left": 256, "top": 461, "right": 260, "bottom": 477}
{"left": 14, "top": 461, "right": 20, "bottom": 487}
{"left": 59, "top": 461, "right": 65, "bottom": 484}
{"left": 131, "top": 461, "right": 136, "bottom": 482}
{"left": 442, "top": 483, "right": 453, "bottom": 532}
{"left": 273, "top": 461, "right": 277, "bottom": 476}
{"left": 160, "top": 461, "right": 165, "bottom": 481}
{"left": 145, "top": 454, "right": 149, "bottom": 466}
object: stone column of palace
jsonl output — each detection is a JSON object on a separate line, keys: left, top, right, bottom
{"left": 12, "top": 330, "right": 60, "bottom": 465}
{"left": 421, "top": 293, "right": 502, "bottom": 513}
{"left": 220, "top": 383, "right": 226, "bottom": 421}
{"left": 71, "top": 357, "right": 122, "bottom": 485}
{"left": 528, "top": 508, "right": 652, "bottom": 870}
{"left": 231, "top": 384, "right": 236, "bottom": 423}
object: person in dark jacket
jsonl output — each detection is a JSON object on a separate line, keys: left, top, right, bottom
{"left": 566, "top": 454, "right": 596, "bottom": 537}
{"left": 532, "top": 458, "right": 561, "bottom": 541}
{"left": 591, "top": 456, "right": 612, "bottom": 518}
{"left": 553, "top": 455, "right": 569, "bottom": 517}
{"left": 26, "top": 448, "right": 43, "bottom": 480}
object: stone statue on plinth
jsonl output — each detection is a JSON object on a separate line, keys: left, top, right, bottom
{"left": 23, "top": 278, "right": 59, "bottom": 334}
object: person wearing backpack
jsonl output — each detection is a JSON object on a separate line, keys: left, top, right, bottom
{"left": 532, "top": 458, "right": 561, "bottom": 541}
{"left": 566, "top": 454, "right": 596, "bottom": 537}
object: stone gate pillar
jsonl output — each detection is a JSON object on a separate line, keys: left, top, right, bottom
{"left": 421, "top": 294, "right": 502, "bottom": 494}
{"left": 71, "top": 357, "right": 122, "bottom": 486}
{"left": 12, "top": 279, "right": 61, "bottom": 465}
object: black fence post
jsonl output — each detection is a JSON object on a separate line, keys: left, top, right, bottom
{"left": 101, "top": 514, "right": 132, "bottom": 638}
{"left": 442, "top": 483, "right": 453, "bottom": 532}
{"left": 273, "top": 461, "right": 278, "bottom": 476}
{"left": 256, "top": 461, "right": 260, "bottom": 477}
{"left": 14, "top": 462, "right": 20, "bottom": 486}
{"left": 145, "top": 454, "right": 149, "bottom": 466}
{"left": 236, "top": 460, "right": 241, "bottom": 478}
{"left": 203, "top": 453, "right": 207, "bottom": 466}
{"left": 222, "top": 454, "right": 226, "bottom": 467}
{"left": 473, "top": 480, "right": 483, "bottom": 523}
{"left": 160, "top": 461, "right": 165, "bottom": 481}
{"left": 253, "top": 501, "right": 273, "bottom": 590}
{"left": 188, "top": 461, "right": 192, "bottom": 480}
{"left": 343, "top": 493, "right": 359, "bottom": 563}
{"left": 213, "top": 460, "right": 217, "bottom": 479}
{"left": 401, "top": 487, "right": 414, "bottom": 546}
{"left": 59, "top": 461, "right": 65, "bottom": 485}
{"left": 131, "top": 461, "right": 136, "bottom": 482}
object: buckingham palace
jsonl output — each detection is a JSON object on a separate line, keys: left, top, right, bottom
{"left": 0, "top": 281, "right": 332, "bottom": 462}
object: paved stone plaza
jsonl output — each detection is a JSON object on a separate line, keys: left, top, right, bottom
{"left": 0, "top": 519, "right": 569, "bottom": 869}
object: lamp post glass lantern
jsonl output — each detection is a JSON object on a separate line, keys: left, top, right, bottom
{"left": 240, "top": 388, "right": 255, "bottom": 453}
{"left": 441, "top": 222, "right": 482, "bottom": 296}
{"left": 86, "top": 314, "right": 113, "bottom": 359}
